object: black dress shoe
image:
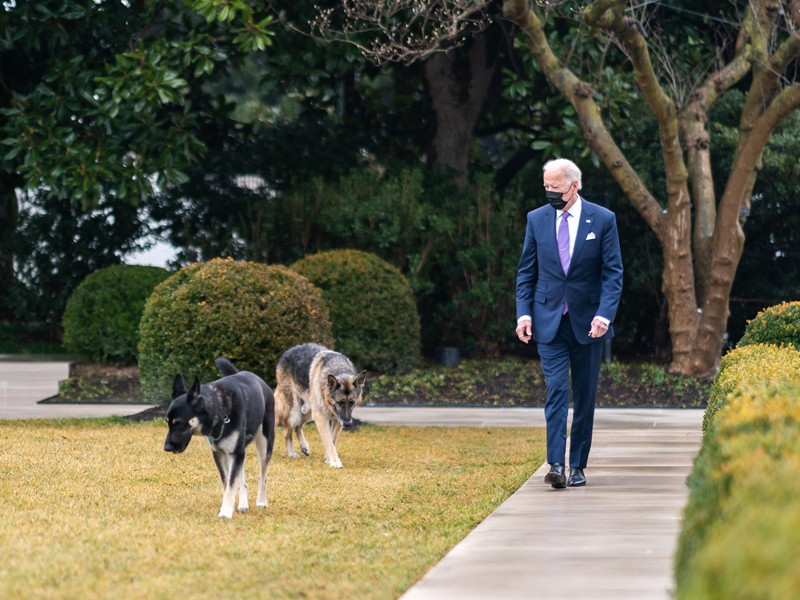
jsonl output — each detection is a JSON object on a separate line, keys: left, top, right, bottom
{"left": 567, "top": 468, "right": 586, "bottom": 487}
{"left": 544, "top": 463, "right": 567, "bottom": 488}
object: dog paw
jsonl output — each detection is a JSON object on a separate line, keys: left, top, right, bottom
{"left": 287, "top": 451, "right": 300, "bottom": 459}
{"left": 218, "top": 509, "right": 234, "bottom": 519}
{"left": 301, "top": 447, "right": 310, "bottom": 456}
{"left": 237, "top": 506, "right": 249, "bottom": 513}
{"left": 256, "top": 500, "right": 268, "bottom": 509}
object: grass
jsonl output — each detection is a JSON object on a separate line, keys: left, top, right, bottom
{"left": 0, "top": 418, "right": 545, "bottom": 599}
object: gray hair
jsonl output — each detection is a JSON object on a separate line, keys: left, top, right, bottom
{"left": 543, "top": 158, "right": 583, "bottom": 190}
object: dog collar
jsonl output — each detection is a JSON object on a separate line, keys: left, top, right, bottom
{"left": 208, "top": 416, "right": 231, "bottom": 444}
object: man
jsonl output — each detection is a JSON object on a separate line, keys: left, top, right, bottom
{"left": 515, "top": 158, "right": 623, "bottom": 488}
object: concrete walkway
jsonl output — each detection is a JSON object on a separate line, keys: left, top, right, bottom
{"left": 0, "top": 360, "right": 703, "bottom": 599}
{"left": 0, "top": 360, "right": 152, "bottom": 419}
{"left": 371, "top": 407, "right": 702, "bottom": 600}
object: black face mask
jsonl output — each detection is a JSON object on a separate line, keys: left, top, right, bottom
{"left": 546, "top": 190, "right": 568, "bottom": 210}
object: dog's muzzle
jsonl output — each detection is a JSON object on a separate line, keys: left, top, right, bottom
{"left": 164, "top": 438, "right": 187, "bottom": 454}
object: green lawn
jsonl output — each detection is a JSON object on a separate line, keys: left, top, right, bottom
{"left": 0, "top": 419, "right": 545, "bottom": 599}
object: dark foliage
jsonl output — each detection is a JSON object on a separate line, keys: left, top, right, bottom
{"left": 8, "top": 193, "right": 149, "bottom": 331}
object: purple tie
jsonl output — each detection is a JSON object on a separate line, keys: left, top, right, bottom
{"left": 558, "top": 211, "right": 571, "bottom": 273}
{"left": 558, "top": 211, "right": 570, "bottom": 314}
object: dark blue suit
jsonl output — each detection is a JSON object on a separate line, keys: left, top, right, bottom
{"left": 516, "top": 197, "right": 623, "bottom": 468}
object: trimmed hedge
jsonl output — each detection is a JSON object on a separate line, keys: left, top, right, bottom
{"left": 680, "top": 447, "right": 800, "bottom": 599}
{"left": 738, "top": 300, "right": 800, "bottom": 350}
{"left": 138, "top": 258, "right": 333, "bottom": 404}
{"left": 676, "top": 380, "right": 800, "bottom": 598}
{"left": 61, "top": 264, "right": 171, "bottom": 364}
{"left": 675, "top": 325, "right": 800, "bottom": 597}
{"left": 290, "top": 249, "right": 421, "bottom": 374}
{"left": 702, "top": 344, "right": 800, "bottom": 433}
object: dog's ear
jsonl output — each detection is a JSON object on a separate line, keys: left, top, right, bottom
{"left": 172, "top": 374, "right": 186, "bottom": 399}
{"left": 327, "top": 374, "right": 341, "bottom": 391}
{"left": 354, "top": 370, "right": 367, "bottom": 388}
{"left": 186, "top": 376, "right": 203, "bottom": 407}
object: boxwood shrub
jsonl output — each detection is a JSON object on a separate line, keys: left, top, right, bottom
{"left": 138, "top": 258, "right": 333, "bottom": 404}
{"left": 738, "top": 300, "right": 800, "bottom": 350}
{"left": 702, "top": 344, "right": 800, "bottom": 433}
{"left": 679, "top": 451, "right": 800, "bottom": 599}
{"left": 61, "top": 264, "right": 171, "bottom": 364}
{"left": 675, "top": 380, "right": 800, "bottom": 597}
{"left": 290, "top": 249, "right": 421, "bottom": 374}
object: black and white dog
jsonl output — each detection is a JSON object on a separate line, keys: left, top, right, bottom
{"left": 164, "top": 357, "right": 275, "bottom": 519}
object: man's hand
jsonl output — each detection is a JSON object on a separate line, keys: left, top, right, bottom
{"left": 588, "top": 318, "right": 609, "bottom": 339}
{"left": 516, "top": 319, "right": 533, "bottom": 344}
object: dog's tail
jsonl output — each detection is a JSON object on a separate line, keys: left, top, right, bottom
{"left": 264, "top": 387, "right": 276, "bottom": 458}
{"left": 215, "top": 356, "right": 239, "bottom": 376}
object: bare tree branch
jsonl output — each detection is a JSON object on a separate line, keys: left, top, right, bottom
{"left": 311, "top": 0, "right": 494, "bottom": 64}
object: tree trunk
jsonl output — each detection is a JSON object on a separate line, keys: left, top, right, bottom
{"left": 424, "top": 29, "right": 498, "bottom": 189}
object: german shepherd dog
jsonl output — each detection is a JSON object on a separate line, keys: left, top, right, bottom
{"left": 274, "top": 343, "right": 366, "bottom": 469}
{"left": 164, "top": 357, "right": 275, "bottom": 518}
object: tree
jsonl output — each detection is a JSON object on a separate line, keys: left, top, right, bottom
{"left": 313, "top": 0, "right": 800, "bottom": 376}
{"left": 0, "top": 0, "right": 273, "bottom": 322}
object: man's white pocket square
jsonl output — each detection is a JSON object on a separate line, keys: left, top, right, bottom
{"left": 586, "top": 232, "right": 596, "bottom": 240}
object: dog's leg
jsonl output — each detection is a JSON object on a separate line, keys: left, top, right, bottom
{"left": 219, "top": 451, "right": 245, "bottom": 519}
{"left": 294, "top": 392, "right": 312, "bottom": 456}
{"left": 315, "top": 416, "right": 343, "bottom": 468}
{"left": 284, "top": 423, "right": 300, "bottom": 458}
{"left": 330, "top": 420, "right": 344, "bottom": 447}
{"left": 275, "top": 385, "right": 299, "bottom": 458}
{"left": 212, "top": 449, "right": 236, "bottom": 518}
{"left": 212, "top": 450, "right": 229, "bottom": 489}
{"left": 213, "top": 431, "right": 245, "bottom": 518}
{"left": 254, "top": 430, "right": 270, "bottom": 508}
{"left": 237, "top": 463, "right": 249, "bottom": 513}
{"left": 295, "top": 423, "right": 310, "bottom": 456}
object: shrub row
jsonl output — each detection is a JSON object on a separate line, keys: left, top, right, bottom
{"left": 63, "top": 249, "right": 421, "bottom": 397}
{"left": 675, "top": 378, "right": 800, "bottom": 598}
{"left": 675, "top": 302, "right": 800, "bottom": 597}
{"left": 59, "top": 252, "right": 420, "bottom": 403}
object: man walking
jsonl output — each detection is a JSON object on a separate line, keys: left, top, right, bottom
{"left": 515, "top": 158, "right": 623, "bottom": 488}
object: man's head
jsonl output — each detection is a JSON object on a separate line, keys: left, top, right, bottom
{"left": 543, "top": 158, "right": 582, "bottom": 211}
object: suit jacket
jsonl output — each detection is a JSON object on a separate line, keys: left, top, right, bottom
{"left": 516, "top": 197, "right": 623, "bottom": 345}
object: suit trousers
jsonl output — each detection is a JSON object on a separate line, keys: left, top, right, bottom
{"left": 537, "top": 313, "right": 604, "bottom": 469}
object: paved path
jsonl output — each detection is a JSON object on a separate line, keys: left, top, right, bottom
{"left": 0, "top": 360, "right": 151, "bottom": 419}
{"left": 373, "top": 407, "right": 702, "bottom": 600}
{"left": 0, "top": 360, "right": 703, "bottom": 599}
